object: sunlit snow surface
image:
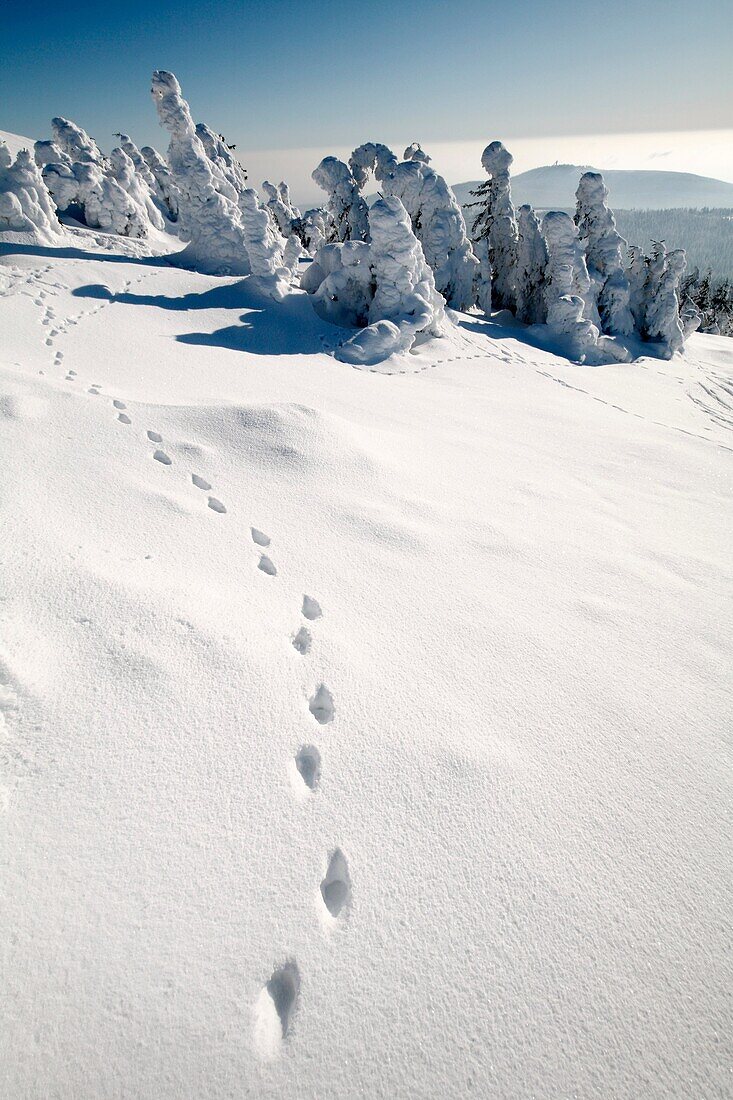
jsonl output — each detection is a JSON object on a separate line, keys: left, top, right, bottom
{"left": 1, "top": 226, "right": 731, "bottom": 1099}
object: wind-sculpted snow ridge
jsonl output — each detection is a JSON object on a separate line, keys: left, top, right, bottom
{"left": 575, "top": 172, "right": 634, "bottom": 336}
{"left": 151, "top": 69, "right": 250, "bottom": 274}
{"left": 312, "top": 156, "right": 370, "bottom": 244}
{"left": 304, "top": 195, "right": 447, "bottom": 365}
{"left": 350, "top": 141, "right": 477, "bottom": 311}
{"left": 0, "top": 142, "right": 61, "bottom": 244}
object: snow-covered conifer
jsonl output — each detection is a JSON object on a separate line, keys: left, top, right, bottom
{"left": 350, "top": 142, "right": 477, "bottom": 311}
{"left": 470, "top": 142, "right": 519, "bottom": 312}
{"left": 262, "top": 180, "right": 300, "bottom": 238}
{"left": 291, "top": 207, "right": 328, "bottom": 255}
{"left": 626, "top": 244, "right": 649, "bottom": 332}
{"left": 109, "top": 147, "right": 165, "bottom": 231}
{"left": 514, "top": 204, "right": 548, "bottom": 324}
{"left": 51, "top": 117, "right": 103, "bottom": 164}
{"left": 140, "top": 146, "right": 180, "bottom": 222}
{"left": 644, "top": 247, "right": 687, "bottom": 357}
{"left": 574, "top": 172, "right": 633, "bottom": 335}
{"left": 0, "top": 142, "right": 61, "bottom": 242}
{"left": 282, "top": 232, "right": 304, "bottom": 278}
{"left": 312, "top": 157, "right": 370, "bottom": 243}
{"left": 195, "top": 123, "right": 248, "bottom": 200}
{"left": 151, "top": 69, "right": 250, "bottom": 274}
{"left": 542, "top": 210, "right": 599, "bottom": 360}
{"left": 238, "top": 187, "right": 287, "bottom": 294}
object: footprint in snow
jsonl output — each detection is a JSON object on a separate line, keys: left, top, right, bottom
{"left": 147, "top": 430, "right": 163, "bottom": 443}
{"left": 112, "top": 399, "right": 126, "bottom": 410}
{"left": 258, "top": 554, "right": 277, "bottom": 575}
{"left": 118, "top": 413, "right": 132, "bottom": 425}
{"left": 320, "top": 849, "right": 351, "bottom": 918}
{"left": 302, "top": 595, "right": 322, "bottom": 620}
{"left": 309, "top": 683, "right": 334, "bottom": 724}
{"left": 192, "top": 474, "right": 211, "bottom": 491}
{"left": 294, "top": 745, "right": 321, "bottom": 790}
{"left": 153, "top": 450, "right": 172, "bottom": 465}
{"left": 88, "top": 387, "right": 100, "bottom": 396}
{"left": 208, "top": 497, "right": 227, "bottom": 513}
{"left": 253, "top": 961, "right": 300, "bottom": 1059}
{"left": 292, "top": 626, "right": 311, "bottom": 655}
{"left": 251, "top": 527, "right": 270, "bottom": 547}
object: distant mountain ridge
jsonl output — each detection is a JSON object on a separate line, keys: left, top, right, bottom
{"left": 452, "top": 164, "right": 733, "bottom": 211}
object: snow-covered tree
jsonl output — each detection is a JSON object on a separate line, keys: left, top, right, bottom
{"left": 282, "top": 232, "right": 304, "bottom": 277}
{"left": 151, "top": 69, "right": 250, "bottom": 274}
{"left": 291, "top": 207, "right": 328, "bottom": 255}
{"left": 574, "top": 171, "right": 633, "bottom": 335}
{"left": 238, "top": 187, "right": 288, "bottom": 295}
{"left": 301, "top": 240, "right": 374, "bottom": 328}
{"left": 109, "top": 147, "right": 165, "bottom": 231}
{"left": 140, "top": 146, "right": 180, "bottom": 222}
{"left": 514, "top": 204, "right": 548, "bottom": 324}
{"left": 195, "top": 123, "right": 248, "bottom": 201}
{"left": 542, "top": 211, "right": 599, "bottom": 360}
{"left": 262, "top": 180, "right": 300, "bottom": 238}
{"left": 626, "top": 244, "right": 649, "bottom": 332}
{"left": 0, "top": 142, "right": 61, "bottom": 242}
{"left": 469, "top": 142, "right": 519, "bottom": 312}
{"left": 644, "top": 246, "right": 687, "bottom": 357}
{"left": 51, "top": 117, "right": 103, "bottom": 164}
{"left": 312, "top": 157, "right": 370, "bottom": 243}
{"left": 349, "top": 142, "right": 477, "bottom": 311}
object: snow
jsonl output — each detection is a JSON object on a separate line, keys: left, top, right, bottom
{"left": 0, "top": 222, "right": 731, "bottom": 1100}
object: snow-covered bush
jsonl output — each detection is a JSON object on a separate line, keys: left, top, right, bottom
{"left": 262, "top": 180, "right": 300, "bottom": 238}
{"left": 151, "top": 69, "right": 250, "bottom": 274}
{"left": 312, "top": 157, "right": 369, "bottom": 243}
{"left": 575, "top": 172, "right": 633, "bottom": 335}
{"left": 301, "top": 240, "right": 374, "bottom": 327}
{"left": 470, "top": 142, "right": 519, "bottom": 312}
{"left": 349, "top": 142, "right": 477, "bottom": 311}
{"left": 542, "top": 211, "right": 599, "bottom": 360}
{"left": 0, "top": 142, "right": 61, "bottom": 242}
{"left": 140, "top": 146, "right": 180, "bottom": 222}
{"left": 515, "top": 204, "right": 548, "bottom": 324}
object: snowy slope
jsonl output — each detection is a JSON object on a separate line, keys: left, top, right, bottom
{"left": 1, "top": 229, "right": 731, "bottom": 1099}
{"left": 452, "top": 164, "right": 733, "bottom": 210}
{"left": 0, "top": 130, "right": 35, "bottom": 158}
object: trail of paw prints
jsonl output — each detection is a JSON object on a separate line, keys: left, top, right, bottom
{"left": 190, "top": 472, "right": 227, "bottom": 514}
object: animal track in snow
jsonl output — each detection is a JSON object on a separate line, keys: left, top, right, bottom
{"left": 294, "top": 745, "right": 321, "bottom": 790}
{"left": 320, "top": 849, "right": 351, "bottom": 918}
{"left": 112, "top": 399, "right": 126, "bottom": 410}
{"left": 258, "top": 554, "right": 277, "bottom": 575}
{"left": 88, "top": 386, "right": 100, "bottom": 396}
{"left": 292, "top": 626, "right": 312, "bottom": 655}
{"left": 153, "top": 450, "right": 172, "bottom": 465}
{"left": 208, "top": 497, "right": 227, "bottom": 513}
{"left": 302, "top": 595, "right": 322, "bottom": 620}
{"left": 147, "top": 430, "right": 163, "bottom": 443}
{"left": 309, "top": 683, "right": 334, "bottom": 724}
{"left": 253, "top": 961, "right": 301, "bottom": 1059}
{"left": 251, "top": 527, "right": 270, "bottom": 547}
{"left": 67, "top": 370, "right": 76, "bottom": 377}
{"left": 118, "top": 413, "right": 132, "bottom": 425}
{"left": 192, "top": 474, "right": 211, "bottom": 491}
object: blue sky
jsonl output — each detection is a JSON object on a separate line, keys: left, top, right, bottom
{"left": 2, "top": 0, "right": 732, "bottom": 199}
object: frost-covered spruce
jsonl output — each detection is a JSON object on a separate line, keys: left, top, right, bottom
{"left": 349, "top": 142, "right": 477, "bottom": 311}
{"left": 151, "top": 69, "right": 250, "bottom": 274}
{"left": 337, "top": 196, "right": 446, "bottom": 365}
{"left": 291, "top": 207, "right": 328, "bottom": 255}
{"left": 0, "top": 142, "right": 61, "bottom": 242}
{"left": 109, "top": 147, "right": 165, "bottom": 231}
{"left": 515, "top": 205, "right": 548, "bottom": 324}
{"left": 282, "top": 232, "right": 305, "bottom": 277}
{"left": 542, "top": 211, "right": 599, "bottom": 360}
{"left": 574, "top": 172, "right": 633, "bottom": 335}
{"left": 471, "top": 142, "right": 519, "bottom": 312}
{"left": 51, "top": 117, "right": 104, "bottom": 165}
{"left": 644, "top": 247, "right": 687, "bottom": 357}
{"left": 301, "top": 239, "right": 374, "bottom": 328}
{"left": 195, "top": 123, "right": 248, "bottom": 201}
{"left": 262, "top": 180, "right": 300, "bottom": 238}
{"left": 312, "top": 157, "right": 370, "bottom": 243}
{"left": 116, "top": 134, "right": 173, "bottom": 225}
{"left": 239, "top": 187, "right": 288, "bottom": 295}
{"left": 140, "top": 146, "right": 180, "bottom": 222}
{"left": 626, "top": 244, "right": 649, "bottom": 332}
